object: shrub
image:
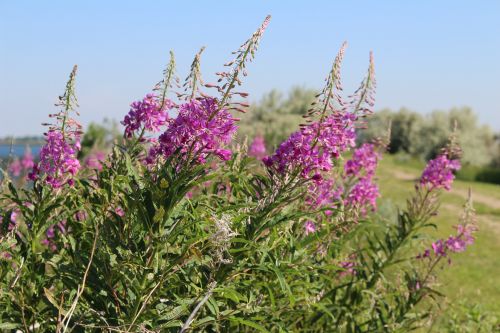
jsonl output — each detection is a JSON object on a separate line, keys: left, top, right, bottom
{"left": 359, "top": 107, "right": 497, "bottom": 167}
{"left": 456, "top": 166, "right": 500, "bottom": 185}
{"left": 476, "top": 168, "right": 500, "bottom": 185}
{"left": 0, "top": 17, "right": 479, "bottom": 332}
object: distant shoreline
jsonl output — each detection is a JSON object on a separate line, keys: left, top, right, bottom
{"left": 0, "top": 144, "right": 42, "bottom": 158}
{"left": 0, "top": 137, "right": 44, "bottom": 145}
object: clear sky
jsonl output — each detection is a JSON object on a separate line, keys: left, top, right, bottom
{"left": 1, "top": 1, "right": 499, "bottom": 136}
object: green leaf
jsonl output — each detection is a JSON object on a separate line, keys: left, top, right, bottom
{"left": 44, "top": 287, "right": 68, "bottom": 316}
{"left": 154, "top": 206, "right": 165, "bottom": 224}
{"left": 229, "top": 317, "right": 270, "bottom": 333}
{"left": 270, "top": 265, "right": 295, "bottom": 306}
{"left": 160, "top": 305, "right": 188, "bottom": 321}
{"left": 0, "top": 323, "right": 19, "bottom": 329}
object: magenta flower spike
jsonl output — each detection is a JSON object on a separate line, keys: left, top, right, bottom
{"left": 150, "top": 97, "right": 237, "bottom": 164}
{"left": 29, "top": 66, "right": 82, "bottom": 189}
{"left": 420, "top": 154, "right": 461, "bottom": 191}
{"left": 122, "top": 93, "right": 172, "bottom": 138}
{"left": 248, "top": 135, "right": 267, "bottom": 159}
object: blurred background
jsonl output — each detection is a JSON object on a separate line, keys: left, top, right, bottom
{"left": 1, "top": 0, "right": 499, "bottom": 324}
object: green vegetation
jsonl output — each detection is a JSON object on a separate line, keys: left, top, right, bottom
{"left": 377, "top": 154, "right": 500, "bottom": 316}
{"left": 240, "top": 87, "right": 500, "bottom": 188}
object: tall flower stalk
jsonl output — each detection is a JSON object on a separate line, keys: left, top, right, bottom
{"left": 29, "top": 65, "right": 82, "bottom": 188}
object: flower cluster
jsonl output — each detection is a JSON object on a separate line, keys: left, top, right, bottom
{"left": 6, "top": 210, "right": 19, "bottom": 231}
{"left": 338, "top": 260, "right": 357, "bottom": 278}
{"left": 304, "top": 220, "right": 316, "bottom": 235}
{"left": 420, "top": 154, "right": 461, "bottom": 191}
{"left": 41, "top": 220, "right": 67, "bottom": 252}
{"left": 305, "top": 179, "right": 342, "bottom": 212}
{"left": 263, "top": 112, "right": 357, "bottom": 235}
{"left": 418, "top": 190, "right": 476, "bottom": 265}
{"left": 263, "top": 112, "right": 356, "bottom": 178}
{"left": 29, "top": 65, "right": 82, "bottom": 189}
{"left": 149, "top": 97, "right": 237, "bottom": 164}
{"left": 84, "top": 151, "right": 106, "bottom": 171}
{"left": 446, "top": 224, "right": 476, "bottom": 252}
{"left": 248, "top": 135, "right": 267, "bottom": 159}
{"left": 30, "top": 130, "right": 81, "bottom": 188}
{"left": 8, "top": 148, "right": 34, "bottom": 177}
{"left": 8, "top": 159, "right": 22, "bottom": 177}
{"left": 344, "top": 143, "right": 379, "bottom": 178}
{"left": 343, "top": 143, "right": 381, "bottom": 216}
{"left": 22, "top": 150, "right": 34, "bottom": 170}
{"left": 419, "top": 223, "right": 476, "bottom": 261}
{"left": 122, "top": 93, "right": 172, "bottom": 138}
{"left": 344, "top": 176, "right": 379, "bottom": 215}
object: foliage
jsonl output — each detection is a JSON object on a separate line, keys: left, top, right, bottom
{"left": 456, "top": 165, "right": 500, "bottom": 185}
{"left": 440, "top": 300, "right": 499, "bottom": 332}
{"left": 0, "top": 17, "right": 481, "bottom": 332}
{"left": 78, "top": 120, "right": 121, "bottom": 159}
{"left": 358, "top": 107, "right": 497, "bottom": 167}
{"left": 241, "top": 89, "right": 500, "bottom": 169}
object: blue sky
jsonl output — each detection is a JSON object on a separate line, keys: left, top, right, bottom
{"left": 1, "top": 1, "right": 499, "bottom": 136}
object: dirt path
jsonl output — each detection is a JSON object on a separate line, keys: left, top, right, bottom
{"left": 391, "top": 168, "right": 500, "bottom": 210}
{"left": 452, "top": 188, "right": 500, "bottom": 210}
{"left": 442, "top": 203, "right": 500, "bottom": 235}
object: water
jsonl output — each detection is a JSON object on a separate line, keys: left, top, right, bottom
{"left": 0, "top": 144, "right": 41, "bottom": 158}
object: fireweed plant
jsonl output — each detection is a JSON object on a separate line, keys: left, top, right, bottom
{"left": 0, "top": 16, "right": 478, "bottom": 332}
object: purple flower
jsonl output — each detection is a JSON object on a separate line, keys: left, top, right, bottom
{"left": 85, "top": 151, "right": 106, "bottom": 171}
{"left": 263, "top": 130, "right": 331, "bottom": 177}
{"left": 41, "top": 238, "right": 57, "bottom": 252}
{"left": 57, "top": 220, "right": 67, "bottom": 234}
{"left": 122, "top": 93, "right": 172, "bottom": 138}
{"left": 8, "top": 149, "right": 35, "bottom": 178}
{"left": 41, "top": 221, "right": 68, "bottom": 252}
{"left": 342, "top": 144, "right": 382, "bottom": 217}
{"left": 74, "top": 210, "right": 88, "bottom": 222}
{"left": 115, "top": 206, "right": 125, "bottom": 217}
{"left": 214, "top": 149, "right": 232, "bottom": 161}
{"left": 431, "top": 239, "right": 447, "bottom": 257}
{"left": 149, "top": 97, "right": 237, "bottom": 164}
{"left": 1, "top": 252, "right": 12, "bottom": 260}
{"left": 445, "top": 236, "right": 466, "bottom": 253}
{"left": 338, "top": 260, "right": 357, "bottom": 277}
{"left": 419, "top": 223, "right": 476, "bottom": 263}
{"left": 248, "top": 135, "right": 267, "bottom": 159}
{"left": 344, "top": 176, "right": 379, "bottom": 215}
{"left": 306, "top": 179, "right": 343, "bottom": 214}
{"left": 7, "top": 210, "right": 20, "bottom": 231}
{"left": 304, "top": 220, "right": 316, "bottom": 235}
{"left": 416, "top": 249, "right": 431, "bottom": 259}
{"left": 264, "top": 112, "right": 356, "bottom": 179}
{"left": 21, "top": 148, "right": 34, "bottom": 170}
{"left": 420, "top": 155, "right": 461, "bottom": 191}
{"left": 445, "top": 224, "right": 476, "bottom": 253}
{"left": 344, "top": 143, "right": 380, "bottom": 178}
{"left": 8, "top": 159, "right": 22, "bottom": 177}
{"left": 46, "top": 226, "right": 55, "bottom": 239}
{"left": 457, "top": 224, "right": 476, "bottom": 246}
{"left": 30, "top": 130, "right": 81, "bottom": 189}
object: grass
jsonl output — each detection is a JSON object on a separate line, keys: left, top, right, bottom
{"left": 376, "top": 154, "right": 500, "bottom": 314}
